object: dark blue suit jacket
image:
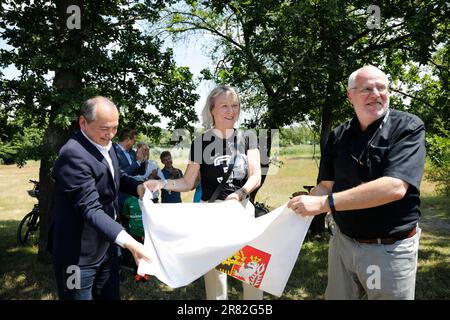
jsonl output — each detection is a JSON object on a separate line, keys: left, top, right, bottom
{"left": 112, "top": 142, "right": 143, "bottom": 176}
{"left": 48, "top": 131, "right": 140, "bottom": 266}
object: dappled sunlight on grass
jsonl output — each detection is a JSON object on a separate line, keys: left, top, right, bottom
{"left": 256, "top": 157, "right": 319, "bottom": 208}
{"left": 282, "top": 288, "right": 314, "bottom": 300}
{"left": 0, "top": 219, "right": 57, "bottom": 300}
{"left": 0, "top": 161, "right": 40, "bottom": 220}
{"left": 1, "top": 269, "right": 57, "bottom": 300}
{"left": 275, "top": 239, "right": 329, "bottom": 300}
{"left": 6, "top": 245, "right": 38, "bottom": 255}
{"left": 416, "top": 229, "right": 450, "bottom": 299}
{"left": 420, "top": 194, "right": 450, "bottom": 235}
{"left": 420, "top": 232, "right": 450, "bottom": 247}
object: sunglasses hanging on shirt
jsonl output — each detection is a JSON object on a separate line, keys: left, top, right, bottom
{"left": 351, "top": 108, "right": 390, "bottom": 168}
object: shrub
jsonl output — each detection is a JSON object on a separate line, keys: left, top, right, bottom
{"left": 426, "top": 132, "right": 450, "bottom": 195}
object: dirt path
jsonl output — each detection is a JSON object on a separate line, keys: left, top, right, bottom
{"left": 420, "top": 209, "right": 450, "bottom": 234}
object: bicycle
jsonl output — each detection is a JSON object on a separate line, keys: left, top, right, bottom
{"left": 17, "top": 179, "right": 40, "bottom": 245}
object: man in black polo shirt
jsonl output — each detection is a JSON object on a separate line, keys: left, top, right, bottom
{"left": 288, "top": 65, "right": 425, "bottom": 300}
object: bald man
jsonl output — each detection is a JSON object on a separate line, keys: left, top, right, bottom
{"left": 288, "top": 66, "right": 426, "bottom": 300}
{"left": 48, "top": 96, "right": 151, "bottom": 300}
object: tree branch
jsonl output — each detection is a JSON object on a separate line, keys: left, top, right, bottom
{"left": 227, "top": 5, "right": 275, "bottom": 97}
{"left": 168, "top": 11, "right": 245, "bottom": 50}
{"left": 346, "top": 21, "right": 406, "bottom": 48}
{"left": 390, "top": 87, "right": 434, "bottom": 108}
{"left": 356, "top": 33, "right": 411, "bottom": 58}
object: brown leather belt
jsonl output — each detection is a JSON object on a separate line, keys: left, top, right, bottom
{"left": 355, "top": 227, "right": 417, "bottom": 245}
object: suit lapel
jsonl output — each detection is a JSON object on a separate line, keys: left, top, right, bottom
{"left": 114, "top": 143, "right": 126, "bottom": 164}
{"left": 109, "top": 147, "right": 120, "bottom": 191}
{"left": 101, "top": 155, "right": 117, "bottom": 193}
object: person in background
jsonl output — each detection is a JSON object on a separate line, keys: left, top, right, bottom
{"left": 193, "top": 173, "right": 202, "bottom": 203}
{"left": 113, "top": 129, "right": 146, "bottom": 217}
{"left": 113, "top": 129, "right": 146, "bottom": 176}
{"left": 288, "top": 65, "right": 426, "bottom": 300}
{"left": 134, "top": 142, "right": 165, "bottom": 202}
{"left": 121, "top": 195, "right": 150, "bottom": 282}
{"left": 160, "top": 151, "right": 183, "bottom": 203}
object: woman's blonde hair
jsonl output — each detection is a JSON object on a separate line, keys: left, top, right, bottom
{"left": 201, "top": 85, "right": 240, "bottom": 129}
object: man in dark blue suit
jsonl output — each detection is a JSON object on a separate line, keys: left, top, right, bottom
{"left": 113, "top": 128, "right": 146, "bottom": 216}
{"left": 48, "top": 96, "right": 152, "bottom": 300}
{"left": 113, "top": 129, "right": 145, "bottom": 176}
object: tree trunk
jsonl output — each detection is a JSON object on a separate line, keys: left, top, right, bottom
{"left": 319, "top": 100, "right": 333, "bottom": 158}
{"left": 250, "top": 128, "right": 273, "bottom": 203}
{"left": 310, "top": 64, "right": 340, "bottom": 237}
{"left": 38, "top": 123, "right": 77, "bottom": 261}
{"left": 37, "top": 0, "right": 82, "bottom": 261}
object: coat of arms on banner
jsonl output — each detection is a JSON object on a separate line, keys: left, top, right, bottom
{"left": 216, "top": 245, "right": 271, "bottom": 288}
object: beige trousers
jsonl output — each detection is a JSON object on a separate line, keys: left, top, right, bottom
{"left": 204, "top": 268, "right": 264, "bottom": 300}
{"left": 203, "top": 198, "right": 263, "bottom": 300}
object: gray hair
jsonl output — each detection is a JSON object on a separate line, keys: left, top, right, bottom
{"left": 136, "top": 141, "right": 148, "bottom": 149}
{"left": 80, "top": 96, "right": 117, "bottom": 123}
{"left": 347, "top": 65, "right": 389, "bottom": 90}
{"left": 201, "top": 85, "right": 240, "bottom": 129}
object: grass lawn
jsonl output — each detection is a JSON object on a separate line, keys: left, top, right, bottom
{"left": 0, "top": 155, "right": 449, "bottom": 300}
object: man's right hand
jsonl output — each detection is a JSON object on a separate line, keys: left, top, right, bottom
{"left": 287, "top": 194, "right": 329, "bottom": 216}
{"left": 123, "top": 237, "right": 152, "bottom": 267}
{"left": 137, "top": 184, "right": 146, "bottom": 199}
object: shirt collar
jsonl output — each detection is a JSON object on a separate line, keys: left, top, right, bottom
{"left": 117, "top": 143, "right": 128, "bottom": 153}
{"left": 81, "top": 130, "right": 112, "bottom": 153}
{"left": 349, "top": 110, "right": 389, "bottom": 135}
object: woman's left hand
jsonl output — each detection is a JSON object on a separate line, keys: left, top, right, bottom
{"left": 225, "top": 192, "right": 240, "bottom": 201}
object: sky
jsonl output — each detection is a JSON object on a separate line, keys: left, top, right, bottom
{"left": 0, "top": 38, "right": 20, "bottom": 78}
{"left": 163, "top": 35, "right": 216, "bottom": 128}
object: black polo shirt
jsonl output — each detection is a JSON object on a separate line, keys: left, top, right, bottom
{"left": 318, "top": 109, "right": 426, "bottom": 239}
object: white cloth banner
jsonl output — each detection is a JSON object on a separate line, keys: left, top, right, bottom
{"left": 137, "top": 192, "right": 312, "bottom": 297}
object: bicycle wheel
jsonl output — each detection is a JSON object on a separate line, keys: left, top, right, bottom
{"left": 17, "top": 210, "right": 40, "bottom": 245}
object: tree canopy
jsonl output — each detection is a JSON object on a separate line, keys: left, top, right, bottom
{"left": 0, "top": 0, "right": 199, "bottom": 164}
{"left": 166, "top": 0, "right": 449, "bottom": 151}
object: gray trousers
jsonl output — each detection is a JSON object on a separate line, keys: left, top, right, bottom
{"left": 325, "top": 219, "right": 421, "bottom": 300}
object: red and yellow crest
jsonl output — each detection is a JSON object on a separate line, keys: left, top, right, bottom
{"left": 216, "top": 245, "right": 271, "bottom": 288}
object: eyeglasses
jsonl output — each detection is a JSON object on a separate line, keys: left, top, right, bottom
{"left": 350, "top": 86, "right": 388, "bottom": 96}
